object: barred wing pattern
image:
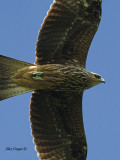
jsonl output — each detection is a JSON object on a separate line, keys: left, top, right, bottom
{"left": 36, "top": 0, "right": 101, "bottom": 67}
{"left": 30, "top": 0, "right": 102, "bottom": 159}
{"left": 30, "top": 91, "right": 87, "bottom": 160}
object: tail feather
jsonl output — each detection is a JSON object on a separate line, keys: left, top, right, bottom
{"left": 0, "top": 55, "right": 33, "bottom": 101}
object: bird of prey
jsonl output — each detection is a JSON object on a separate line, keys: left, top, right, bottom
{"left": 0, "top": 0, "right": 104, "bottom": 160}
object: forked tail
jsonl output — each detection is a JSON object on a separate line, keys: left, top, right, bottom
{"left": 0, "top": 55, "right": 33, "bottom": 101}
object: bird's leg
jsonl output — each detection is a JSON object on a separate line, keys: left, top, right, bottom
{"left": 32, "top": 71, "right": 44, "bottom": 80}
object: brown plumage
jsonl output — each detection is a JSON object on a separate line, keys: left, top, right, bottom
{"left": 0, "top": 0, "right": 104, "bottom": 160}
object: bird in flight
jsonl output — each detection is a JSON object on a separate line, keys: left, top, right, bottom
{"left": 0, "top": 0, "right": 104, "bottom": 159}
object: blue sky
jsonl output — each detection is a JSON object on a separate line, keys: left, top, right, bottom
{"left": 0, "top": 0, "right": 120, "bottom": 160}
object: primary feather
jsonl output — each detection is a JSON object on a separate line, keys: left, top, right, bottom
{"left": 36, "top": 0, "right": 101, "bottom": 66}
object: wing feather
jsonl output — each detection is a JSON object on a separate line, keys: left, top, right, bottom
{"left": 35, "top": 0, "right": 102, "bottom": 66}
{"left": 30, "top": 91, "right": 87, "bottom": 160}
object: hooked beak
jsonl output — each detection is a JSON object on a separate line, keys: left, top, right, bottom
{"left": 100, "top": 77, "right": 105, "bottom": 84}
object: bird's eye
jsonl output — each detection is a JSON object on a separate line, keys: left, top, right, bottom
{"left": 94, "top": 74, "right": 101, "bottom": 79}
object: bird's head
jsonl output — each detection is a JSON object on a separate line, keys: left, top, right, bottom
{"left": 89, "top": 72, "right": 105, "bottom": 88}
{"left": 72, "top": 68, "right": 105, "bottom": 91}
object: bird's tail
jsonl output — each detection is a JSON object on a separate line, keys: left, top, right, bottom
{"left": 0, "top": 55, "right": 33, "bottom": 101}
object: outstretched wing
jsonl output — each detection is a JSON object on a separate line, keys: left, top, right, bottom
{"left": 35, "top": 0, "right": 102, "bottom": 67}
{"left": 30, "top": 1, "right": 102, "bottom": 159}
{"left": 30, "top": 91, "right": 87, "bottom": 160}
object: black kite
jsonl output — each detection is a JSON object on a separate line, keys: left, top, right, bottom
{"left": 0, "top": 0, "right": 104, "bottom": 159}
